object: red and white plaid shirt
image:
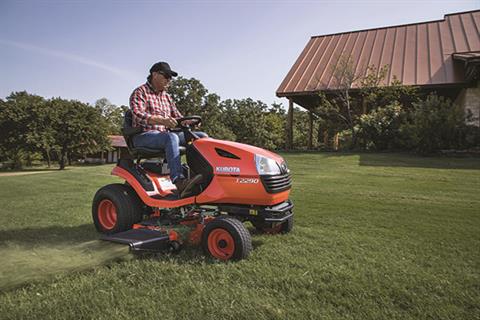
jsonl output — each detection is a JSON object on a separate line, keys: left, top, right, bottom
{"left": 129, "top": 82, "right": 183, "bottom": 132}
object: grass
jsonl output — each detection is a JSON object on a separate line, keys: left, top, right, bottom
{"left": 0, "top": 153, "right": 479, "bottom": 319}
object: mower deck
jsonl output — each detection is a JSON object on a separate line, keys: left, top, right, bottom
{"left": 100, "top": 229, "right": 171, "bottom": 252}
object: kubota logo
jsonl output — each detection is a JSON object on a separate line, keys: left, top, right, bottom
{"left": 215, "top": 166, "right": 240, "bottom": 173}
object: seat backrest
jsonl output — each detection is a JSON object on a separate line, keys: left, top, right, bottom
{"left": 122, "top": 110, "right": 142, "bottom": 151}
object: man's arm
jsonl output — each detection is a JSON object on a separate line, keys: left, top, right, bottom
{"left": 168, "top": 95, "right": 183, "bottom": 119}
{"left": 129, "top": 88, "right": 151, "bottom": 127}
{"left": 130, "top": 89, "right": 177, "bottom": 127}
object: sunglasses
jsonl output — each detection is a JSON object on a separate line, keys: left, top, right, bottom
{"left": 157, "top": 72, "right": 172, "bottom": 80}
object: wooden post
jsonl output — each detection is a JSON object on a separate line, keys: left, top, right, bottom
{"left": 308, "top": 110, "right": 313, "bottom": 150}
{"left": 286, "top": 98, "right": 294, "bottom": 150}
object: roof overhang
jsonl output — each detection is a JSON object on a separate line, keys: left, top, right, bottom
{"left": 453, "top": 52, "right": 480, "bottom": 82}
{"left": 278, "top": 83, "right": 468, "bottom": 111}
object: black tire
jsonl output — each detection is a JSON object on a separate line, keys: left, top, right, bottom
{"left": 253, "top": 214, "right": 294, "bottom": 234}
{"left": 281, "top": 215, "right": 294, "bottom": 233}
{"left": 201, "top": 217, "right": 252, "bottom": 261}
{"left": 92, "top": 183, "right": 143, "bottom": 234}
{"left": 125, "top": 182, "right": 153, "bottom": 217}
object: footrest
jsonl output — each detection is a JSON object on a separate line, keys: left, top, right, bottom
{"left": 100, "top": 229, "right": 170, "bottom": 252}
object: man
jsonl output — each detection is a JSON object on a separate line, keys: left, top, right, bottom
{"left": 129, "top": 61, "right": 193, "bottom": 195}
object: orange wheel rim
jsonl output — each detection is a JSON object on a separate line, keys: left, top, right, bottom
{"left": 97, "top": 199, "right": 117, "bottom": 230}
{"left": 207, "top": 229, "right": 235, "bottom": 260}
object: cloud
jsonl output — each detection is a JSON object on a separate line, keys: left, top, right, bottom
{"left": 0, "top": 39, "right": 134, "bottom": 80}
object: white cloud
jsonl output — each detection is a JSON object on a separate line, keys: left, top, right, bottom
{"left": 0, "top": 39, "right": 134, "bottom": 80}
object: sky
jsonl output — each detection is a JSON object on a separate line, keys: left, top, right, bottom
{"left": 1, "top": 0, "right": 479, "bottom": 109}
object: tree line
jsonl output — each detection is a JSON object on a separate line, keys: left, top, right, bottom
{"left": 0, "top": 80, "right": 297, "bottom": 169}
{"left": 0, "top": 93, "right": 125, "bottom": 169}
{"left": 1, "top": 71, "right": 478, "bottom": 170}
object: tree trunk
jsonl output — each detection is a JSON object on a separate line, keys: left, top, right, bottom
{"left": 59, "top": 145, "right": 67, "bottom": 170}
{"left": 44, "top": 149, "right": 51, "bottom": 168}
{"left": 13, "top": 150, "right": 23, "bottom": 170}
{"left": 333, "top": 132, "right": 339, "bottom": 151}
{"left": 345, "top": 89, "right": 357, "bottom": 150}
{"left": 46, "top": 150, "right": 51, "bottom": 168}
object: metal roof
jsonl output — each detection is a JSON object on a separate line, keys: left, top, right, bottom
{"left": 109, "top": 135, "right": 127, "bottom": 148}
{"left": 277, "top": 10, "right": 480, "bottom": 97}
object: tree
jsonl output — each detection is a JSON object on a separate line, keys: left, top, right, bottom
{"left": 313, "top": 55, "right": 364, "bottom": 149}
{"left": 25, "top": 98, "right": 57, "bottom": 167}
{"left": 357, "top": 102, "right": 408, "bottom": 150}
{"left": 48, "top": 98, "right": 110, "bottom": 169}
{"left": 0, "top": 92, "right": 46, "bottom": 168}
{"left": 168, "top": 77, "right": 235, "bottom": 141}
{"left": 95, "top": 98, "right": 126, "bottom": 134}
{"left": 360, "top": 66, "right": 420, "bottom": 113}
{"left": 221, "top": 98, "right": 275, "bottom": 149}
{"left": 355, "top": 67, "right": 420, "bottom": 150}
{"left": 404, "top": 94, "right": 472, "bottom": 154}
{"left": 265, "top": 103, "right": 287, "bottom": 150}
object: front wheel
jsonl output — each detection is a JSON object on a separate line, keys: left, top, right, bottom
{"left": 201, "top": 217, "right": 252, "bottom": 261}
{"left": 253, "top": 215, "right": 294, "bottom": 234}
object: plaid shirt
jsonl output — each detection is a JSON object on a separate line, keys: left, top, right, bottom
{"left": 129, "top": 82, "right": 183, "bottom": 132}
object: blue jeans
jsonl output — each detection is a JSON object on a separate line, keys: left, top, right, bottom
{"left": 132, "top": 131, "right": 207, "bottom": 182}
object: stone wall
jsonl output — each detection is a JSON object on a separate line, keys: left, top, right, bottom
{"left": 455, "top": 81, "right": 480, "bottom": 126}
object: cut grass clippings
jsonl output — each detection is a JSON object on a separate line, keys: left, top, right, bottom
{"left": 0, "top": 241, "right": 130, "bottom": 291}
{"left": 0, "top": 153, "right": 479, "bottom": 320}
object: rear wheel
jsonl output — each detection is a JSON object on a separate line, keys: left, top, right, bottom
{"left": 92, "top": 183, "right": 143, "bottom": 234}
{"left": 201, "top": 217, "right": 252, "bottom": 261}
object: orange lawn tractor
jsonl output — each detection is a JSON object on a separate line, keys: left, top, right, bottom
{"left": 92, "top": 112, "right": 293, "bottom": 261}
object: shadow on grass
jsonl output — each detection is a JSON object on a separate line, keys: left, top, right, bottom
{"left": 288, "top": 151, "right": 480, "bottom": 170}
{"left": 0, "top": 224, "right": 98, "bottom": 246}
{"left": 357, "top": 153, "right": 480, "bottom": 170}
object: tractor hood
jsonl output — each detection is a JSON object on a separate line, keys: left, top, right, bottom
{"left": 192, "top": 138, "right": 286, "bottom": 177}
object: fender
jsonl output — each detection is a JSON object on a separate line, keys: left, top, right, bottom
{"left": 112, "top": 166, "right": 195, "bottom": 208}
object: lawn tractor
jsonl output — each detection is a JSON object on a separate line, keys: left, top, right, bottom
{"left": 92, "top": 112, "right": 293, "bottom": 261}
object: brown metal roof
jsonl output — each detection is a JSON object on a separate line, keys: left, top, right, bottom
{"left": 109, "top": 135, "right": 127, "bottom": 148}
{"left": 277, "top": 10, "right": 480, "bottom": 97}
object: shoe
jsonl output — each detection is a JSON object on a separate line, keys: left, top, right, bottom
{"left": 174, "top": 178, "right": 189, "bottom": 196}
{"left": 174, "top": 174, "right": 203, "bottom": 198}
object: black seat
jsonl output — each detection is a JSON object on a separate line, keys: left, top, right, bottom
{"left": 122, "top": 110, "right": 185, "bottom": 159}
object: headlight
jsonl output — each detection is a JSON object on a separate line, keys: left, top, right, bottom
{"left": 279, "top": 160, "right": 290, "bottom": 174}
{"left": 255, "top": 154, "right": 281, "bottom": 175}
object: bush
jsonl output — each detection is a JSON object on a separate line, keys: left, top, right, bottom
{"left": 337, "top": 129, "right": 353, "bottom": 150}
{"left": 404, "top": 94, "right": 472, "bottom": 153}
{"left": 357, "top": 102, "right": 408, "bottom": 150}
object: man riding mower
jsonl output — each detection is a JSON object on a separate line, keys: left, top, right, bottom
{"left": 92, "top": 113, "right": 293, "bottom": 261}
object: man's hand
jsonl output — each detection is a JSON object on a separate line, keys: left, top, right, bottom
{"left": 150, "top": 116, "right": 178, "bottom": 128}
{"left": 163, "top": 116, "right": 178, "bottom": 128}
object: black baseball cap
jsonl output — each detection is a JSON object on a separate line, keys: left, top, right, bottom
{"left": 149, "top": 62, "right": 178, "bottom": 77}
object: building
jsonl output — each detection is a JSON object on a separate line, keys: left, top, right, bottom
{"left": 276, "top": 10, "right": 480, "bottom": 149}
{"left": 84, "top": 135, "right": 127, "bottom": 164}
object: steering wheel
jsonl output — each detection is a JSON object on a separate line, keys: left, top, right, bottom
{"left": 176, "top": 116, "right": 202, "bottom": 129}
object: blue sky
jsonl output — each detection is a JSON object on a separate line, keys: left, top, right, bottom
{"left": 1, "top": 0, "right": 478, "bottom": 109}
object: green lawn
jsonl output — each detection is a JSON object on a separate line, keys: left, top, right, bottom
{"left": 0, "top": 153, "right": 479, "bottom": 319}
